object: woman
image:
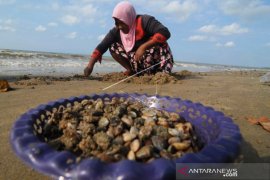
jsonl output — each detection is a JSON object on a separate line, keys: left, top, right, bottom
{"left": 84, "top": 1, "right": 174, "bottom": 77}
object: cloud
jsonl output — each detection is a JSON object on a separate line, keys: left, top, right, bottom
{"left": 216, "top": 41, "right": 235, "bottom": 48}
{"left": 219, "top": 0, "right": 270, "bottom": 20}
{"left": 163, "top": 1, "right": 184, "bottom": 13}
{"left": 161, "top": 0, "right": 198, "bottom": 22}
{"left": 266, "top": 42, "right": 270, "bottom": 47}
{"left": 56, "top": 2, "right": 98, "bottom": 25}
{"left": 0, "top": 0, "right": 15, "bottom": 5}
{"left": 188, "top": 35, "right": 208, "bottom": 41}
{"left": 48, "top": 22, "right": 58, "bottom": 27}
{"left": 63, "top": 4, "right": 97, "bottom": 17}
{"left": 35, "top": 25, "right": 46, "bottom": 32}
{"left": 61, "top": 15, "right": 80, "bottom": 25}
{"left": 0, "top": 25, "right": 16, "bottom": 32}
{"left": 0, "top": 19, "right": 16, "bottom": 32}
{"left": 51, "top": 2, "right": 60, "bottom": 10}
{"left": 79, "top": 4, "right": 97, "bottom": 17}
{"left": 134, "top": 0, "right": 198, "bottom": 22}
{"left": 97, "top": 34, "right": 106, "bottom": 41}
{"left": 66, "top": 32, "right": 77, "bottom": 39}
{"left": 199, "top": 23, "right": 248, "bottom": 35}
{"left": 224, "top": 41, "right": 235, "bottom": 47}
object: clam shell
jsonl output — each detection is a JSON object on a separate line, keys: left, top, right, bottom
{"left": 127, "top": 150, "right": 136, "bottom": 160}
{"left": 151, "top": 136, "right": 168, "bottom": 151}
{"left": 123, "top": 132, "right": 136, "bottom": 142}
{"left": 160, "top": 150, "right": 172, "bottom": 159}
{"left": 172, "top": 142, "right": 191, "bottom": 151}
{"left": 130, "top": 139, "right": 140, "bottom": 152}
{"left": 169, "top": 112, "right": 180, "bottom": 121}
{"left": 157, "top": 117, "right": 168, "bottom": 127}
{"left": 93, "top": 132, "right": 111, "bottom": 150}
{"left": 121, "top": 116, "right": 133, "bottom": 127}
{"left": 98, "top": 117, "right": 109, "bottom": 128}
{"left": 130, "top": 127, "right": 139, "bottom": 137}
{"left": 168, "top": 137, "right": 181, "bottom": 144}
{"left": 81, "top": 99, "right": 89, "bottom": 106}
{"left": 139, "top": 126, "right": 152, "bottom": 139}
{"left": 136, "top": 146, "right": 153, "bottom": 159}
{"left": 42, "top": 96, "right": 199, "bottom": 164}
{"left": 168, "top": 128, "right": 181, "bottom": 137}
{"left": 95, "top": 100, "right": 104, "bottom": 110}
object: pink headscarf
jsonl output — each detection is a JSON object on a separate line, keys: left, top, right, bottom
{"left": 112, "top": 1, "right": 136, "bottom": 52}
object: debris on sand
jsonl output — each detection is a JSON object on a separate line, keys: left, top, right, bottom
{"left": 0, "top": 79, "right": 11, "bottom": 92}
{"left": 247, "top": 116, "right": 270, "bottom": 133}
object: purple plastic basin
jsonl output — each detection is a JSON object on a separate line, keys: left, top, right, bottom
{"left": 10, "top": 93, "right": 242, "bottom": 179}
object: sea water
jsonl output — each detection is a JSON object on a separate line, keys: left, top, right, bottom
{"left": 0, "top": 49, "right": 267, "bottom": 78}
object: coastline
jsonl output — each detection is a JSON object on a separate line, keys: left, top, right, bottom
{"left": 2, "top": 48, "right": 269, "bottom": 79}
{"left": 1, "top": 70, "right": 270, "bottom": 179}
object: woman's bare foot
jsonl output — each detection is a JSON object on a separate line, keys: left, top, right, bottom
{"left": 123, "top": 70, "right": 133, "bottom": 76}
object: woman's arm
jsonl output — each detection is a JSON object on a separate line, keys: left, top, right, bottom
{"left": 134, "top": 38, "right": 157, "bottom": 61}
{"left": 84, "top": 28, "right": 118, "bottom": 77}
{"left": 84, "top": 56, "right": 98, "bottom": 77}
{"left": 134, "top": 15, "right": 171, "bottom": 61}
{"left": 143, "top": 15, "right": 171, "bottom": 41}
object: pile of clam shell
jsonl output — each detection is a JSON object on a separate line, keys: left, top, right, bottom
{"left": 35, "top": 97, "right": 202, "bottom": 163}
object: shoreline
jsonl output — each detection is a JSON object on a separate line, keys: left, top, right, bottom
{"left": 1, "top": 48, "right": 270, "bottom": 70}
{"left": 2, "top": 49, "right": 269, "bottom": 79}
{"left": 1, "top": 70, "right": 270, "bottom": 179}
{"left": 0, "top": 68, "right": 268, "bottom": 82}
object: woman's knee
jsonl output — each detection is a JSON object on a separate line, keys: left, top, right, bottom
{"left": 109, "top": 42, "right": 129, "bottom": 61}
{"left": 110, "top": 51, "right": 119, "bottom": 60}
{"left": 109, "top": 46, "right": 121, "bottom": 59}
{"left": 110, "top": 51, "right": 128, "bottom": 62}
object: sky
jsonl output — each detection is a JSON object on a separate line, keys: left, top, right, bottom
{"left": 0, "top": 0, "right": 270, "bottom": 68}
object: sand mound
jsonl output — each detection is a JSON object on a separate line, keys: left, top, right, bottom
{"left": 12, "top": 71, "right": 192, "bottom": 86}
{"left": 101, "top": 71, "right": 192, "bottom": 85}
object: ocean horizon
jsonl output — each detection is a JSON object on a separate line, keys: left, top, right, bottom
{"left": 0, "top": 49, "right": 269, "bottom": 78}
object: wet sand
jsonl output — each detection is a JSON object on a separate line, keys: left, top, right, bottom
{"left": 0, "top": 70, "right": 270, "bottom": 179}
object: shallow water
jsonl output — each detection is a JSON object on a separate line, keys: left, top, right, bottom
{"left": 0, "top": 49, "right": 267, "bottom": 78}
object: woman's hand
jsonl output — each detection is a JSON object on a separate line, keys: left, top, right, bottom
{"left": 134, "top": 45, "right": 146, "bottom": 62}
{"left": 84, "top": 66, "right": 93, "bottom": 77}
{"left": 84, "top": 57, "right": 96, "bottom": 77}
{"left": 134, "top": 39, "right": 157, "bottom": 62}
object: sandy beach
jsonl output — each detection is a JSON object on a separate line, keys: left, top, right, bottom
{"left": 1, "top": 70, "right": 270, "bottom": 179}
